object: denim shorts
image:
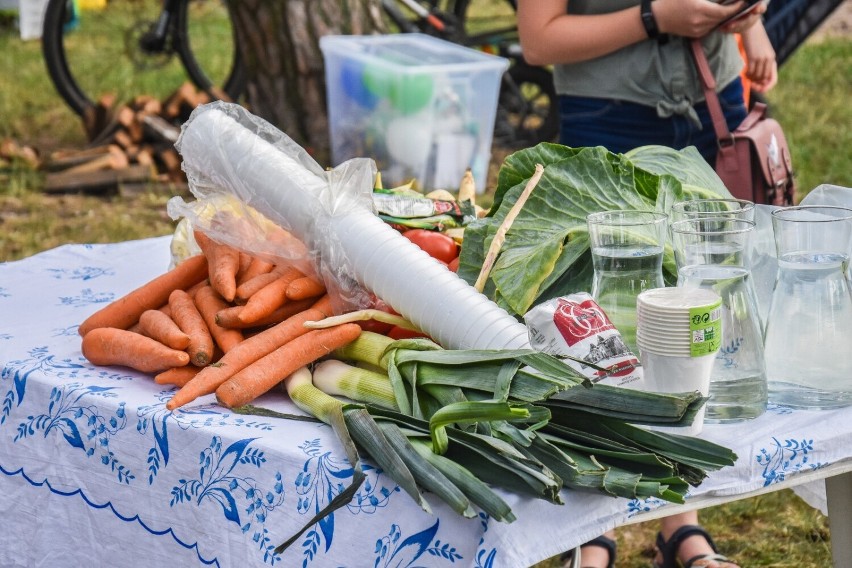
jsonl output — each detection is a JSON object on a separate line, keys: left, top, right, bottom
{"left": 558, "top": 79, "right": 748, "bottom": 163}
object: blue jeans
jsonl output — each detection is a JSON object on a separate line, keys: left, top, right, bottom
{"left": 558, "top": 79, "right": 748, "bottom": 164}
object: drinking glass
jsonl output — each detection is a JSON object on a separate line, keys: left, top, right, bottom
{"left": 670, "top": 198, "right": 755, "bottom": 223}
{"left": 670, "top": 217, "right": 767, "bottom": 422}
{"left": 764, "top": 206, "right": 852, "bottom": 409}
{"left": 586, "top": 210, "right": 667, "bottom": 355}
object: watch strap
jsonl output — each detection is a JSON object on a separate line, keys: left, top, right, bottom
{"left": 640, "top": 0, "right": 669, "bottom": 44}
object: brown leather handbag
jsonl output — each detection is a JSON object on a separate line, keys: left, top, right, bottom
{"left": 690, "top": 39, "right": 796, "bottom": 205}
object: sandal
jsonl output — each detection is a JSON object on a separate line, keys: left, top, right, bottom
{"left": 559, "top": 534, "right": 617, "bottom": 568}
{"left": 653, "top": 525, "right": 737, "bottom": 568}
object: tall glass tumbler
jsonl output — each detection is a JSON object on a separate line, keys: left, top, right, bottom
{"left": 587, "top": 211, "right": 668, "bottom": 355}
{"left": 670, "top": 217, "right": 767, "bottom": 422}
{"left": 764, "top": 206, "right": 852, "bottom": 409}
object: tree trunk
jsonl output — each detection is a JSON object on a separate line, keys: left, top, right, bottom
{"left": 227, "top": 0, "right": 386, "bottom": 164}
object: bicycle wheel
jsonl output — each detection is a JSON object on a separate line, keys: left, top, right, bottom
{"left": 42, "top": 0, "right": 242, "bottom": 118}
{"left": 175, "top": 0, "right": 245, "bottom": 102}
{"left": 493, "top": 61, "right": 559, "bottom": 149}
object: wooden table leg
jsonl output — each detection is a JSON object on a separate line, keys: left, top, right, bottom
{"left": 826, "top": 471, "right": 852, "bottom": 568}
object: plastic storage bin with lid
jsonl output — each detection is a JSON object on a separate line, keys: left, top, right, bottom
{"left": 320, "top": 33, "right": 508, "bottom": 194}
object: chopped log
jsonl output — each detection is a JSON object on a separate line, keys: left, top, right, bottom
{"left": 156, "top": 147, "right": 182, "bottom": 178}
{"left": 0, "top": 138, "right": 40, "bottom": 169}
{"left": 43, "top": 144, "right": 124, "bottom": 172}
{"left": 83, "top": 93, "right": 118, "bottom": 143}
{"left": 162, "top": 82, "right": 196, "bottom": 121}
{"left": 141, "top": 114, "right": 181, "bottom": 144}
{"left": 117, "top": 105, "right": 144, "bottom": 143}
{"left": 60, "top": 146, "right": 129, "bottom": 175}
{"left": 44, "top": 164, "right": 156, "bottom": 194}
{"left": 112, "top": 129, "right": 135, "bottom": 150}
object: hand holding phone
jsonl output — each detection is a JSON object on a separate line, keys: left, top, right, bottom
{"left": 716, "top": 0, "right": 768, "bottom": 29}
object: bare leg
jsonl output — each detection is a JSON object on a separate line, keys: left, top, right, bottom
{"left": 563, "top": 530, "right": 616, "bottom": 568}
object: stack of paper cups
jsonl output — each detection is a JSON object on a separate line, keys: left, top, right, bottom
{"left": 636, "top": 287, "right": 723, "bottom": 435}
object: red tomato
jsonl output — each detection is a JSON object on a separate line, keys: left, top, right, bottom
{"left": 402, "top": 229, "right": 459, "bottom": 263}
{"left": 387, "top": 326, "right": 430, "bottom": 340}
{"left": 357, "top": 320, "right": 394, "bottom": 335}
{"left": 357, "top": 296, "right": 395, "bottom": 335}
{"left": 447, "top": 256, "right": 460, "bottom": 273}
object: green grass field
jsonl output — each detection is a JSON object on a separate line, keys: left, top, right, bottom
{"left": 0, "top": 9, "right": 849, "bottom": 567}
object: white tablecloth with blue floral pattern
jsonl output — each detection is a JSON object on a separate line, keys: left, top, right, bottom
{"left": 1, "top": 237, "right": 850, "bottom": 568}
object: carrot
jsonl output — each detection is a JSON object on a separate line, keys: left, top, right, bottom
{"left": 136, "top": 309, "right": 191, "bottom": 350}
{"left": 165, "top": 295, "right": 333, "bottom": 410}
{"left": 155, "top": 365, "right": 202, "bottom": 387}
{"left": 286, "top": 275, "right": 326, "bottom": 301}
{"left": 234, "top": 265, "right": 287, "bottom": 304}
{"left": 194, "top": 230, "right": 240, "bottom": 302}
{"left": 194, "top": 285, "right": 245, "bottom": 352}
{"left": 216, "top": 323, "right": 363, "bottom": 408}
{"left": 78, "top": 254, "right": 208, "bottom": 337}
{"left": 169, "top": 289, "right": 215, "bottom": 366}
{"left": 81, "top": 327, "right": 190, "bottom": 373}
{"left": 186, "top": 280, "right": 207, "bottom": 298}
{"left": 235, "top": 251, "right": 254, "bottom": 283}
{"left": 237, "top": 266, "right": 304, "bottom": 324}
{"left": 236, "top": 255, "right": 274, "bottom": 286}
{"left": 215, "top": 298, "right": 316, "bottom": 329}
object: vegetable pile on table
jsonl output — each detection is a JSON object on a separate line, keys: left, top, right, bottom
{"left": 76, "top": 140, "right": 739, "bottom": 553}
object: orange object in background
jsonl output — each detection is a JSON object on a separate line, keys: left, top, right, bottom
{"left": 736, "top": 34, "right": 752, "bottom": 108}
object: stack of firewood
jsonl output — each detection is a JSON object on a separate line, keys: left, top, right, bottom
{"left": 41, "top": 82, "right": 214, "bottom": 194}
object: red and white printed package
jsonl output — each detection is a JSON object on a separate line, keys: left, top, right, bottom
{"left": 523, "top": 292, "right": 645, "bottom": 389}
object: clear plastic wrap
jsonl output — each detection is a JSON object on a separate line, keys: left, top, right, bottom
{"left": 172, "top": 101, "right": 378, "bottom": 310}
{"left": 174, "top": 101, "right": 531, "bottom": 350}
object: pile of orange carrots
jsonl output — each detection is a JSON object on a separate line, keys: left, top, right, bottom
{"left": 78, "top": 230, "right": 363, "bottom": 410}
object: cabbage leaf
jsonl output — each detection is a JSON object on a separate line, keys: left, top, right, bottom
{"left": 458, "top": 144, "right": 732, "bottom": 317}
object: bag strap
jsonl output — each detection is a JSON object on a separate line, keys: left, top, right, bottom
{"left": 689, "top": 38, "right": 738, "bottom": 167}
{"left": 689, "top": 38, "right": 732, "bottom": 142}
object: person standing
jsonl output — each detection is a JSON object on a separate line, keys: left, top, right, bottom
{"left": 515, "top": 1, "right": 776, "bottom": 567}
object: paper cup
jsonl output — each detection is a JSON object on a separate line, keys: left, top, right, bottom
{"left": 640, "top": 350, "right": 717, "bottom": 435}
{"left": 635, "top": 287, "right": 723, "bottom": 435}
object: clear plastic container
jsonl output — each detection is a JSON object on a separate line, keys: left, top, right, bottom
{"left": 319, "top": 34, "right": 508, "bottom": 194}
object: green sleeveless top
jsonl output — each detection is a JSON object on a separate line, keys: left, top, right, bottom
{"left": 553, "top": 0, "right": 744, "bottom": 126}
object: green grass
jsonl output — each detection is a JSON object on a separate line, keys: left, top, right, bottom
{"left": 0, "top": 13, "right": 848, "bottom": 567}
{"left": 770, "top": 38, "right": 852, "bottom": 193}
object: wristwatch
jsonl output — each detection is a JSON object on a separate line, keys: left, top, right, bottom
{"left": 640, "top": 0, "right": 669, "bottom": 44}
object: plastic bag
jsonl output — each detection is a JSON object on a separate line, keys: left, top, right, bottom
{"left": 172, "top": 101, "right": 378, "bottom": 311}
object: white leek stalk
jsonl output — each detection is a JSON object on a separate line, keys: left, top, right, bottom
{"left": 312, "top": 360, "right": 398, "bottom": 410}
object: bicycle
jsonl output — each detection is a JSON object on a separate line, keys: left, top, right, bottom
{"left": 41, "top": 0, "right": 245, "bottom": 120}
{"left": 382, "top": 0, "right": 559, "bottom": 148}
{"left": 42, "top": 0, "right": 557, "bottom": 148}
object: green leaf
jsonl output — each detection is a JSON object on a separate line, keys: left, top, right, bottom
{"left": 624, "top": 145, "right": 731, "bottom": 197}
{"left": 459, "top": 143, "right": 733, "bottom": 316}
{"left": 377, "top": 421, "right": 475, "bottom": 518}
{"left": 429, "top": 401, "right": 531, "bottom": 454}
{"left": 409, "top": 438, "right": 517, "bottom": 523}
{"left": 345, "top": 406, "right": 431, "bottom": 513}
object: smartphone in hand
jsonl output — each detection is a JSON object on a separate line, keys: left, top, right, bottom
{"left": 716, "top": 0, "right": 769, "bottom": 28}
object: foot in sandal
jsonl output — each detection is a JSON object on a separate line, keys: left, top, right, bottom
{"left": 653, "top": 524, "right": 740, "bottom": 568}
{"left": 559, "top": 532, "right": 616, "bottom": 568}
